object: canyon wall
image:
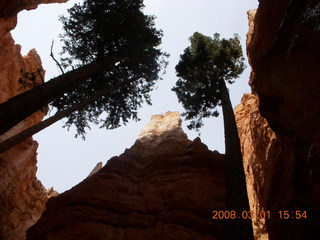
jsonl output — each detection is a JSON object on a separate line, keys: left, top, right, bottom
{"left": 0, "top": 0, "right": 67, "bottom": 18}
{"left": 247, "top": 0, "right": 320, "bottom": 143}
{"left": 0, "top": 1, "right": 66, "bottom": 239}
{"left": 1, "top": 0, "right": 319, "bottom": 239}
{"left": 27, "top": 112, "right": 227, "bottom": 240}
{"left": 235, "top": 94, "right": 295, "bottom": 240}
{"left": 236, "top": 0, "right": 320, "bottom": 239}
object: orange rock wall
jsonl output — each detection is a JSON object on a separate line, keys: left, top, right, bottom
{"left": 0, "top": 1, "right": 67, "bottom": 239}
{"left": 236, "top": 0, "right": 320, "bottom": 239}
{"left": 1, "top": 0, "right": 319, "bottom": 239}
{"left": 0, "top": 17, "right": 46, "bottom": 240}
{"left": 235, "top": 94, "right": 296, "bottom": 240}
{"left": 0, "top": 0, "right": 67, "bottom": 18}
{"left": 27, "top": 112, "right": 227, "bottom": 240}
{"left": 247, "top": 0, "right": 320, "bottom": 143}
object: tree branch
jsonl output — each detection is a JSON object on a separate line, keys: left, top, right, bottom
{"left": 50, "top": 40, "right": 65, "bottom": 74}
{"left": 0, "top": 54, "right": 122, "bottom": 135}
{"left": 0, "top": 77, "right": 139, "bottom": 153}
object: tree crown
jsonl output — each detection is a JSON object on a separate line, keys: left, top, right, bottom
{"left": 53, "top": 0, "right": 167, "bottom": 138}
{"left": 172, "top": 32, "right": 245, "bottom": 130}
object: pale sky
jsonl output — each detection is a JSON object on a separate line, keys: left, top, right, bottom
{"left": 12, "top": 0, "right": 258, "bottom": 193}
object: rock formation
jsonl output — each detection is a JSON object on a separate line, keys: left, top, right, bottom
{"left": 87, "top": 162, "right": 103, "bottom": 177}
{"left": 235, "top": 1, "right": 320, "bottom": 239}
{"left": 27, "top": 112, "right": 226, "bottom": 240}
{"left": 247, "top": 0, "right": 320, "bottom": 144}
{"left": 235, "top": 94, "right": 296, "bottom": 240}
{"left": 2, "top": 0, "right": 319, "bottom": 239}
{"left": 0, "top": 0, "right": 68, "bottom": 18}
{"left": 0, "top": 1, "right": 66, "bottom": 240}
{"left": 0, "top": 26, "right": 46, "bottom": 240}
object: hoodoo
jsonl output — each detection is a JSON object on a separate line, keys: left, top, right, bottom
{"left": 27, "top": 112, "right": 226, "bottom": 240}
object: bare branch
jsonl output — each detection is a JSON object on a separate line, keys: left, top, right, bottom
{"left": 50, "top": 40, "right": 65, "bottom": 74}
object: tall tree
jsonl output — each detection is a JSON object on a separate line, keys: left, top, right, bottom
{"left": 0, "top": 57, "right": 120, "bottom": 136}
{"left": 172, "top": 32, "right": 253, "bottom": 239}
{"left": 0, "top": 77, "right": 136, "bottom": 154}
{"left": 0, "top": 0, "right": 167, "bottom": 138}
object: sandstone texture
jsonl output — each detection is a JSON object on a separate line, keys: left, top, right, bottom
{"left": 2, "top": 0, "right": 319, "bottom": 240}
{"left": 235, "top": 94, "right": 295, "bottom": 240}
{"left": 237, "top": 0, "right": 320, "bottom": 239}
{"left": 27, "top": 112, "right": 226, "bottom": 240}
{"left": 0, "top": 24, "right": 47, "bottom": 240}
{"left": 87, "top": 162, "right": 103, "bottom": 178}
{"left": 0, "top": 0, "right": 68, "bottom": 18}
{"left": 236, "top": 93, "right": 319, "bottom": 240}
{"left": 247, "top": 0, "right": 320, "bottom": 144}
{"left": 0, "top": 1, "right": 64, "bottom": 239}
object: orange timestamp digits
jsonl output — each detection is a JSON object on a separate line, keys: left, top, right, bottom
{"left": 212, "top": 210, "right": 271, "bottom": 220}
{"left": 212, "top": 210, "right": 307, "bottom": 220}
{"left": 278, "top": 210, "right": 307, "bottom": 219}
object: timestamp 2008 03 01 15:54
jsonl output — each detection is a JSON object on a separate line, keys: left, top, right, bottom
{"left": 212, "top": 210, "right": 307, "bottom": 220}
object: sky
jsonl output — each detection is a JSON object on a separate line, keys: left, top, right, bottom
{"left": 11, "top": 0, "right": 258, "bottom": 193}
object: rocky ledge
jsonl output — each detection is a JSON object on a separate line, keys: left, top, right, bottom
{"left": 27, "top": 112, "right": 226, "bottom": 240}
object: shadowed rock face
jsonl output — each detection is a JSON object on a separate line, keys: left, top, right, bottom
{"left": 236, "top": 94, "right": 296, "bottom": 240}
{"left": 0, "top": 0, "right": 68, "bottom": 18}
{"left": 27, "top": 112, "right": 226, "bottom": 240}
{"left": 3, "top": 0, "right": 319, "bottom": 239}
{"left": 236, "top": 94, "right": 320, "bottom": 240}
{"left": 0, "top": 18, "right": 47, "bottom": 240}
{"left": 0, "top": 1, "right": 65, "bottom": 239}
{"left": 237, "top": 0, "right": 320, "bottom": 239}
{"left": 247, "top": 0, "right": 320, "bottom": 143}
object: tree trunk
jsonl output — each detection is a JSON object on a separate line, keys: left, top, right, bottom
{"left": 0, "top": 77, "right": 137, "bottom": 153}
{"left": 219, "top": 79, "right": 254, "bottom": 240}
{"left": 0, "top": 55, "right": 121, "bottom": 136}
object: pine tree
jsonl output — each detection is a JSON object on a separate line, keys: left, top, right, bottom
{"left": 0, "top": 0, "right": 167, "bottom": 140}
{"left": 172, "top": 32, "right": 253, "bottom": 240}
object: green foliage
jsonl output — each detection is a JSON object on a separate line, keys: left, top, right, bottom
{"left": 18, "top": 69, "right": 48, "bottom": 114}
{"left": 18, "top": 68, "right": 43, "bottom": 91}
{"left": 52, "top": 0, "right": 167, "bottom": 138}
{"left": 172, "top": 32, "right": 245, "bottom": 130}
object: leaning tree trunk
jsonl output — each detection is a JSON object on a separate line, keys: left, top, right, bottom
{"left": 219, "top": 78, "right": 254, "bottom": 240}
{"left": 0, "top": 55, "right": 121, "bottom": 135}
{"left": 0, "top": 77, "right": 138, "bottom": 153}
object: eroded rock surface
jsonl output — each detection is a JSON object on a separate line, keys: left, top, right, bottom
{"left": 0, "top": 0, "right": 68, "bottom": 18}
{"left": 247, "top": 0, "right": 320, "bottom": 144}
{"left": 236, "top": 94, "right": 296, "bottom": 240}
{"left": 238, "top": 1, "right": 320, "bottom": 238}
{"left": 27, "top": 112, "right": 226, "bottom": 240}
{"left": 0, "top": 27, "right": 46, "bottom": 240}
{"left": 0, "top": 1, "right": 65, "bottom": 239}
{"left": 87, "top": 162, "right": 103, "bottom": 177}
